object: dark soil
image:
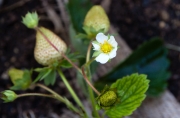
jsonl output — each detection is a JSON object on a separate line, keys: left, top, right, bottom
{"left": 0, "top": 0, "right": 180, "bottom": 117}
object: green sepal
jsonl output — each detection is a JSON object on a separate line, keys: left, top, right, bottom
{"left": 95, "top": 104, "right": 101, "bottom": 110}
{"left": 76, "top": 33, "right": 89, "bottom": 39}
{"left": 104, "top": 73, "right": 149, "bottom": 118}
{"left": 33, "top": 67, "right": 57, "bottom": 86}
{"left": 22, "top": 12, "right": 39, "bottom": 29}
{"left": 33, "top": 67, "right": 51, "bottom": 83}
{"left": 92, "top": 51, "right": 101, "bottom": 57}
{"left": 83, "top": 26, "right": 105, "bottom": 39}
{"left": 1, "top": 90, "right": 17, "bottom": 103}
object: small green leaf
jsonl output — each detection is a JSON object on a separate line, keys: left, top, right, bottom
{"left": 92, "top": 51, "right": 101, "bottom": 57}
{"left": 105, "top": 73, "right": 149, "bottom": 118}
{"left": 60, "top": 60, "right": 72, "bottom": 68}
{"left": 10, "top": 70, "right": 32, "bottom": 90}
{"left": 44, "top": 69, "right": 56, "bottom": 86}
{"left": 33, "top": 68, "right": 51, "bottom": 83}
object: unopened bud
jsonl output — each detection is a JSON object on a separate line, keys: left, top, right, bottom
{"left": 22, "top": 12, "right": 39, "bottom": 29}
{"left": 1, "top": 90, "right": 17, "bottom": 103}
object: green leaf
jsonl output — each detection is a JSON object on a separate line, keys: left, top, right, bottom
{"left": 105, "top": 73, "right": 149, "bottom": 118}
{"left": 67, "top": 0, "right": 92, "bottom": 33}
{"left": 10, "top": 70, "right": 32, "bottom": 91}
{"left": 44, "top": 69, "right": 56, "bottom": 86}
{"left": 67, "top": 0, "right": 93, "bottom": 55}
{"left": 96, "top": 38, "right": 170, "bottom": 96}
{"left": 33, "top": 68, "right": 51, "bottom": 83}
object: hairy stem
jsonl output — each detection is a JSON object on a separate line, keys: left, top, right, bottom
{"left": 84, "top": 43, "right": 101, "bottom": 118}
{"left": 81, "top": 67, "right": 100, "bottom": 95}
{"left": 17, "top": 93, "right": 54, "bottom": 98}
{"left": 86, "top": 43, "right": 92, "bottom": 62}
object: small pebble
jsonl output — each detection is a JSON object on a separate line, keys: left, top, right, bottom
{"left": 10, "top": 57, "right": 16, "bottom": 63}
{"left": 160, "top": 10, "right": 169, "bottom": 21}
{"left": 159, "top": 21, "right": 166, "bottom": 29}
{"left": 13, "top": 48, "right": 19, "bottom": 54}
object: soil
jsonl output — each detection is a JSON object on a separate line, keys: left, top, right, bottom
{"left": 0, "top": 0, "right": 180, "bottom": 117}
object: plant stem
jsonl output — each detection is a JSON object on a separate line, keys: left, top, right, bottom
{"left": 86, "top": 57, "right": 95, "bottom": 66}
{"left": 61, "top": 53, "right": 81, "bottom": 73}
{"left": 35, "top": 83, "right": 80, "bottom": 115}
{"left": 17, "top": 93, "right": 54, "bottom": 98}
{"left": 86, "top": 43, "right": 92, "bottom": 62}
{"left": 81, "top": 67, "right": 100, "bottom": 95}
{"left": 36, "top": 26, "right": 99, "bottom": 94}
{"left": 84, "top": 43, "right": 101, "bottom": 118}
{"left": 35, "top": 27, "right": 99, "bottom": 117}
{"left": 57, "top": 69, "right": 86, "bottom": 112}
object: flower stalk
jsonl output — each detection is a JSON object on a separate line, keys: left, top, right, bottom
{"left": 35, "top": 84, "right": 83, "bottom": 116}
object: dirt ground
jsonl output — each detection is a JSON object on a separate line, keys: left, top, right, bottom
{"left": 0, "top": 0, "right": 180, "bottom": 117}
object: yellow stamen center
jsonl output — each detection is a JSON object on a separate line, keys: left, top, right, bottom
{"left": 100, "top": 41, "right": 112, "bottom": 54}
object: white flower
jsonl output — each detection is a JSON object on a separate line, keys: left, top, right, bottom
{"left": 92, "top": 33, "right": 118, "bottom": 64}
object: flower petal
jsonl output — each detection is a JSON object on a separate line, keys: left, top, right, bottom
{"left": 95, "top": 53, "right": 109, "bottom": 64}
{"left": 109, "top": 48, "right": 117, "bottom": 59}
{"left": 96, "top": 33, "right": 108, "bottom": 43}
{"left": 92, "top": 41, "right": 100, "bottom": 50}
{"left": 108, "top": 36, "right": 118, "bottom": 47}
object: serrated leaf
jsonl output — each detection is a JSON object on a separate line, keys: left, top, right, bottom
{"left": 44, "top": 69, "right": 56, "bottom": 86}
{"left": 33, "top": 68, "right": 51, "bottom": 83}
{"left": 96, "top": 38, "right": 170, "bottom": 96}
{"left": 10, "top": 70, "right": 32, "bottom": 91}
{"left": 105, "top": 73, "right": 149, "bottom": 118}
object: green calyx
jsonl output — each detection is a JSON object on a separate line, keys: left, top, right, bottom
{"left": 22, "top": 12, "right": 39, "bottom": 29}
{"left": 1, "top": 90, "right": 17, "bottom": 103}
{"left": 97, "top": 86, "right": 119, "bottom": 109}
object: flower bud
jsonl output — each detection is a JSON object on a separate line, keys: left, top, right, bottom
{"left": 35, "top": 27, "right": 67, "bottom": 66}
{"left": 1, "top": 90, "right": 17, "bottom": 103}
{"left": 22, "top": 12, "right": 39, "bottom": 29}
{"left": 99, "top": 90, "right": 117, "bottom": 108}
{"left": 83, "top": 5, "right": 110, "bottom": 33}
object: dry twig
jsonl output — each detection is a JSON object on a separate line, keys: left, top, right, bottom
{"left": 0, "top": 0, "right": 31, "bottom": 13}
